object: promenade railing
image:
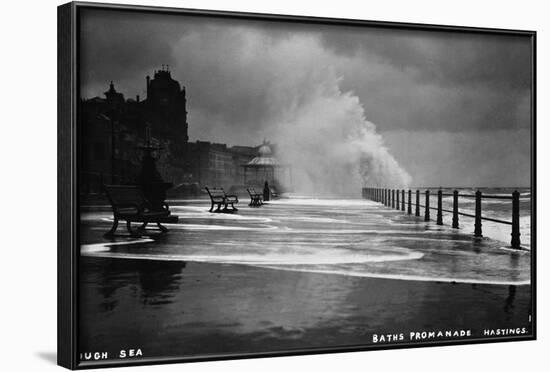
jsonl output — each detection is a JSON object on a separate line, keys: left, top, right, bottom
{"left": 361, "top": 187, "right": 522, "bottom": 249}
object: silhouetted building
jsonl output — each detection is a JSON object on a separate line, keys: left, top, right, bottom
{"left": 79, "top": 67, "right": 188, "bottom": 193}
{"left": 79, "top": 67, "right": 288, "bottom": 196}
{"left": 143, "top": 68, "right": 189, "bottom": 148}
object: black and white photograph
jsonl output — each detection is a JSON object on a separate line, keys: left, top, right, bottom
{"left": 55, "top": 1, "right": 538, "bottom": 370}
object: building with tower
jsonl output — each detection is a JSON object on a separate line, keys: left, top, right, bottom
{"left": 79, "top": 67, "right": 288, "bottom": 197}
{"left": 143, "top": 67, "right": 189, "bottom": 146}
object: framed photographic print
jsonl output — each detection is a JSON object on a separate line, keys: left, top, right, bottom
{"left": 58, "top": 1, "right": 536, "bottom": 369}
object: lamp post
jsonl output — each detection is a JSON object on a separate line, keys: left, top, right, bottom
{"left": 111, "top": 114, "right": 116, "bottom": 184}
{"left": 98, "top": 112, "right": 117, "bottom": 184}
{"left": 137, "top": 124, "right": 172, "bottom": 212}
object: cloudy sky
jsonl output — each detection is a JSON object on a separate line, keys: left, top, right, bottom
{"left": 80, "top": 8, "right": 533, "bottom": 190}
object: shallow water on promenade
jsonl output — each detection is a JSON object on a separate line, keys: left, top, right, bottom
{"left": 80, "top": 197, "right": 530, "bottom": 285}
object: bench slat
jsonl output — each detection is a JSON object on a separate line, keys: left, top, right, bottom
{"left": 125, "top": 215, "right": 179, "bottom": 223}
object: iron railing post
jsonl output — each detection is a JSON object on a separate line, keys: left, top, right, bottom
{"left": 452, "top": 190, "right": 459, "bottom": 228}
{"left": 415, "top": 190, "right": 420, "bottom": 216}
{"left": 424, "top": 190, "right": 430, "bottom": 221}
{"left": 474, "top": 190, "right": 482, "bottom": 237}
{"left": 407, "top": 189, "right": 412, "bottom": 215}
{"left": 511, "top": 190, "right": 521, "bottom": 249}
{"left": 437, "top": 189, "right": 443, "bottom": 225}
{"left": 396, "top": 189, "right": 400, "bottom": 210}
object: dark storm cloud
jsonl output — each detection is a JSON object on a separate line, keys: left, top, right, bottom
{"left": 80, "top": 9, "right": 313, "bottom": 142}
{"left": 319, "top": 26, "right": 531, "bottom": 90}
{"left": 80, "top": 9, "right": 532, "bottom": 134}
{"left": 80, "top": 9, "right": 191, "bottom": 98}
{"left": 317, "top": 26, "right": 531, "bottom": 132}
{"left": 79, "top": 9, "right": 301, "bottom": 100}
{"left": 79, "top": 9, "right": 532, "bottom": 187}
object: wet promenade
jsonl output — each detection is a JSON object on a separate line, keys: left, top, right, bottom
{"left": 81, "top": 197, "right": 530, "bottom": 285}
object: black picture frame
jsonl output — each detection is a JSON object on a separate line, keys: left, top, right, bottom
{"left": 58, "top": 1, "right": 537, "bottom": 369}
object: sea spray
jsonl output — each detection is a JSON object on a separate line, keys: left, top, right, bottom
{"left": 267, "top": 63, "right": 411, "bottom": 196}
{"left": 174, "top": 31, "right": 411, "bottom": 195}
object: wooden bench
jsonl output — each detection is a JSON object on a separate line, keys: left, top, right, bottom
{"left": 247, "top": 187, "right": 263, "bottom": 207}
{"left": 103, "top": 185, "right": 179, "bottom": 237}
{"left": 205, "top": 186, "right": 239, "bottom": 212}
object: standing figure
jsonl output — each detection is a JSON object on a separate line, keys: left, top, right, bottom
{"left": 263, "top": 181, "right": 270, "bottom": 202}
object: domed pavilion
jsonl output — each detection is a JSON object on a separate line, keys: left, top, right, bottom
{"left": 242, "top": 140, "right": 292, "bottom": 191}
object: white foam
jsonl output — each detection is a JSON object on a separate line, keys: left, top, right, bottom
{"left": 166, "top": 199, "right": 207, "bottom": 203}
{"left": 454, "top": 218, "right": 531, "bottom": 250}
{"left": 276, "top": 227, "right": 460, "bottom": 235}
{"left": 499, "top": 246, "right": 530, "bottom": 254}
{"left": 80, "top": 244, "right": 423, "bottom": 265}
{"left": 80, "top": 245, "right": 528, "bottom": 285}
{"left": 257, "top": 265, "right": 531, "bottom": 286}
{"left": 169, "top": 205, "right": 207, "bottom": 211}
{"left": 268, "top": 199, "right": 373, "bottom": 207}
{"left": 81, "top": 238, "right": 154, "bottom": 253}
{"left": 279, "top": 216, "right": 351, "bottom": 223}
{"left": 169, "top": 224, "right": 278, "bottom": 231}
{"left": 80, "top": 214, "right": 111, "bottom": 221}
{"left": 173, "top": 212, "right": 273, "bottom": 223}
{"left": 381, "top": 236, "right": 476, "bottom": 244}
